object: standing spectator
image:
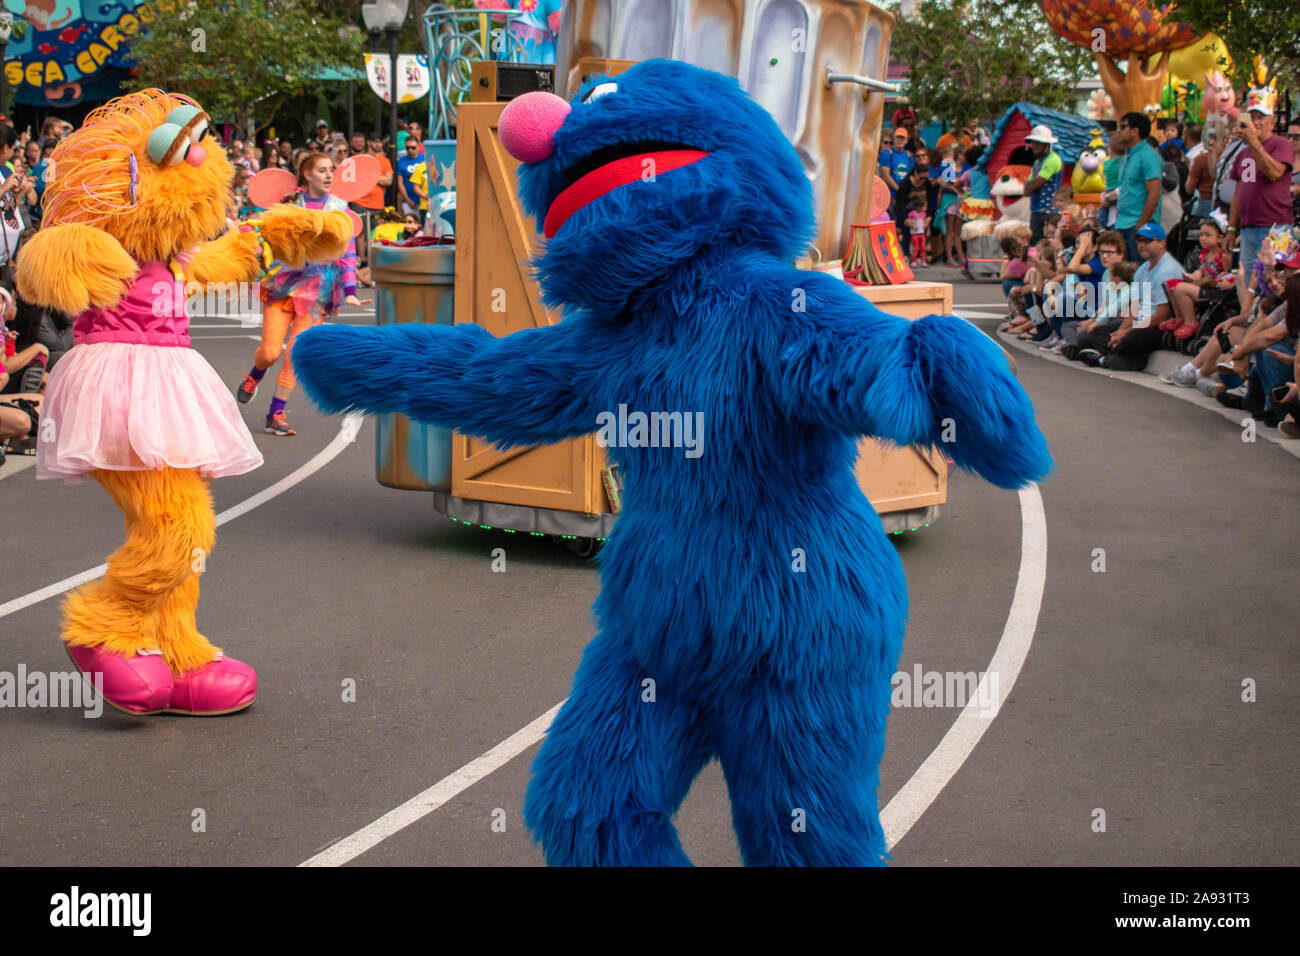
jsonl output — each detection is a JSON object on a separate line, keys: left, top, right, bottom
{"left": 396, "top": 121, "right": 425, "bottom": 153}
{"left": 935, "top": 120, "right": 973, "bottom": 153}
{"left": 1105, "top": 112, "right": 1163, "bottom": 260}
{"left": 349, "top": 133, "right": 367, "bottom": 157}
{"left": 1213, "top": 109, "right": 1246, "bottom": 214}
{"left": 1022, "top": 125, "right": 1063, "bottom": 243}
{"left": 395, "top": 136, "right": 426, "bottom": 216}
{"left": 905, "top": 194, "right": 929, "bottom": 268}
{"left": 1184, "top": 124, "right": 1204, "bottom": 162}
{"left": 1096, "top": 130, "right": 1124, "bottom": 229}
{"left": 1228, "top": 94, "right": 1296, "bottom": 281}
{"left": 891, "top": 106, "right": 922, "bottom": 154}
{"left": 1158, "top": 142, "right": 1185, "bottom": 233}
{"left": 309, "top": 119, "right": 331, "bottom": 150}
{"left": 1185, "top": 126, "right": 1217, "bottom": 217}
{"left": 878, "top": 127, "right": 914, "bottom": 241}
{"left": 1288, "top": 117, "right": 1300, "bottom": 226}
{"left": 936, "top": 142, "right": 968, "bottom": 266}
{"left": 892, "top": 164, "right": 930, "bottom": 261}
{"left": 355, "top": 133, "right": 395, "bottom": 215}
{"left": 1078, "top": 222, "right": 1183, "bottom": 370}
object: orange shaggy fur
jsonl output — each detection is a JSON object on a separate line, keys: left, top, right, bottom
{"left": 63, "top": 468, "right": 221, "bottom": 675}
{"left": 17, "top": 88, "right": 349, "bottom": 311}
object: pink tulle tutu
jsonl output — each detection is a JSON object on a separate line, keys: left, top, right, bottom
{"left": 36, "top": 342, "right": 264, "bottom": 484}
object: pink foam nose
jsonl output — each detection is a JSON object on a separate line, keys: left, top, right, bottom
{"left": 499, "top": 91, "right": 571, "bottom": 163}
{"left": 186, "top": 144, "right": 207, "bottom": 167}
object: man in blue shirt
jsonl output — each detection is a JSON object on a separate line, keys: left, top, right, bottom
{"left": 1022, "top": 125, "right": 1063, "bottom": 243}
{"left": 1079, "top": 222, "right": 1184, "bottom": 370}
{"left": 878, "top": 127, "right": 914, "bottom": 249}
{"left": 395, "top": 137, "right": 426, "bottom": 215}
{"left": 1104, "top": 112, "right": 1163, "bottom": 261}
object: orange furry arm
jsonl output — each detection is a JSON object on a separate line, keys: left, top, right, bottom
{"left": 186, "top": 229, "right": 262, "bottom": 285}
{"left": 256, "top": 204, "right": 352, "bottom": 269}
{"left": 15, "top": 224, "right": 138, "bottom": 314}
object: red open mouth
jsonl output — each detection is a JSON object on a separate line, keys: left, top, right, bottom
{"left": 542, "top": 147, "right": 710, "bottom": 239}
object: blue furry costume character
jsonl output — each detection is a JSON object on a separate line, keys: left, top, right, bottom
{"left": 292, "top": 59, "right": 1051, "bottom": 866}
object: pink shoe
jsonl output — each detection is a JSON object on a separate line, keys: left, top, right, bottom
{"left": 165, "top": 652, "right": 257, "bottom": 716}
{"left": 65, "top": 644, "right": 174, "bottom": 715}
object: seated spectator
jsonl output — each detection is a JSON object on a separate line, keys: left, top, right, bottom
{"left": 0, "top": 287, "right": 51, "bottom": 395}
{"left": 1075, "top": 221, "right": 1183, "bottom": 370}
{"left": 1039, "top": 223, "right": 1106, "bottom": 350}
{"left": 1057, "top": 235, "right": 1135, "bottom": 357}
{"left": 997, "top": 233, "right": 1036, "bottom": 323}
{"left": 1159, "top": 218, "right": 1235, "bottom": 342}
{"left": 1213, "top": 257, "right": 1300, "bottom": 423}
{"left": 1160, "top": 294, "right": 1269, "bottom": 397}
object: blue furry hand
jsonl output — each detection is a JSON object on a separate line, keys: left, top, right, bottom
{"left": 292, "top": 324, "right": 425, "bottom": 416}
{"left": 908, "top": 314, "right": 1053, "bottom": 489}
{"left": 292, "top": 320, "right": 602, "bottom": 447}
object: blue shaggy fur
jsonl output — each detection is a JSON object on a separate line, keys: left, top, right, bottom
{"left": 292, "top": 58, "right": 1051, "bottom": 866}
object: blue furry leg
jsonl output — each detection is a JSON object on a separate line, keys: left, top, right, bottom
{"left": 712, "top": 676, "right": 890, "bottom": 866}
{"left": 523, "top": 634, "right": 713, "bottom": 866}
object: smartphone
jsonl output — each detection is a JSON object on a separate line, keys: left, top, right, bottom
{"left": 1271, "top": 384, "right": 1294, "bottom": 404}
{"left": 1216, "top": 329, "right": 1233, "bottom": 353}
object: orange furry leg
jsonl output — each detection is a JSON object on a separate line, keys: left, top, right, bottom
{"left": 62, "top": 468, "right": 221, "bottom": 674}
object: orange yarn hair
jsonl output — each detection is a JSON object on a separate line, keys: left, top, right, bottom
{"left": 41, "top": 88, "right": 236, "bottom": 264}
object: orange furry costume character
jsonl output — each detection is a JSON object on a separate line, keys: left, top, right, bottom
{"left": 16, "top": 90, "right": 350, "bottom": 716}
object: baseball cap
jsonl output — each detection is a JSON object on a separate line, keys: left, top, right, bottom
{"left": 1135, "top": 221, "right": 1166, "bottom": 240}
{"left": 1025, "top": 124, "right": 1058, "bottom": 145}
{"left": 1277, "top": 247, "right": 1300, "bottom": 268}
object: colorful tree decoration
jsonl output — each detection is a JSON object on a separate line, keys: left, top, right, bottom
{"left": 1086, "top": 88, "right": 1114, "bottom": 120}
{"left": 1038, "top": 0, "right": 1203, "bottom": 115}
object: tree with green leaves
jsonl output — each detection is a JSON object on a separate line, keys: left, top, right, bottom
{"left": 1171, "top": 0, "right": 1300, "bottom": 93}
{"left": 125, "top": 0, "right": 365, "bottom": 132}
{"left": 888, "top": 0, "right": 1093, "bottom": 128}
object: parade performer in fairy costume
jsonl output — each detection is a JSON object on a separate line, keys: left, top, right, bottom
{"left": 235, "top": 152, "right": 361, "bottom": 436}
{"left": 17, "top": 90, "right": 351, "bottom": 716}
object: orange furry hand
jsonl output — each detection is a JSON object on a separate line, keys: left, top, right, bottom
{"left": 15, "top": 224, "right": 138, "bottom": 314}
{"left": 187, "top": 229, "right": 262, "bottom": 285}
{"left": 258, "top": 205, "right": 353, "bottom": 269}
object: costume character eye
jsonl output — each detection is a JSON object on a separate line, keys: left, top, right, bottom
{"left": 147, "top": 106, "right": 212, "bottom": 165}
{"left": 147, "top": 123, "right": 189, "bottom": 166}
{"left": 582, "top": 82, "right": 618, "bottom": 103}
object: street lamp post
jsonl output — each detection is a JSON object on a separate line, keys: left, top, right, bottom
{"left": 365, "top": 24, "right": 383, "bottom": 140}
{"left": 362, "top": 0, "right": 409, "bottom": 152}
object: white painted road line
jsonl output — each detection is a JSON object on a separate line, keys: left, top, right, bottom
{"left": 300, "top": 702, "right": 566, "bottom": 867}
{"left": 302, "top": 486, "right": 1046, "bottom": 865}
{"left": 0, "top": 411, "right": 365, "bottom": 623}
{"left": 879, "top": 483, "right": 1047, "bottom": 850}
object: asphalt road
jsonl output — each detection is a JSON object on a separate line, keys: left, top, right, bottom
{"left": 1, "top": 274, "right": 1296, "bottom": 867}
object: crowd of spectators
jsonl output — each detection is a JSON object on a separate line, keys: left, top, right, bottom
{"left": 993, "top": 107, "right": 1299, "bottom": 439}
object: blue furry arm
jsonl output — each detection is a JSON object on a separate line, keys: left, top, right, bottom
{"left": 292, "top": 321, "right": 600, "bottom": 446}
{"left": 778, "top": 277, "right": 1051, "bottom": 489}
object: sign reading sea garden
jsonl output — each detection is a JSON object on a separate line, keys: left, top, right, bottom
{"left": 2, "top": 0, "right": 175, "bottom": 107}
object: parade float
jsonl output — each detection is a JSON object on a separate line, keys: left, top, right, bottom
{"left": 373, "top": 0, "right": 951, "bottom": 554}
{"left": 959, "top": 101, "right": 1097, "bottom": 278}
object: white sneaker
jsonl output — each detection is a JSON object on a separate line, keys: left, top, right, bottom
{"left": 1051, "top": 341, "right": 1067, "bottom": 354}
{"left": 1159, "top": 366, "right": 1198, "bottom": 387}
{"left": 1037, "top": 335, "right": 1061, "bottom": 350}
